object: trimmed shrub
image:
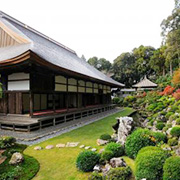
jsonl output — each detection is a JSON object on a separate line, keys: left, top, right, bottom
{"left": 135, "top": 147, "right": 171, "bottom": 180}
{"left": 105, "top": 142, "right": 124, "bottom": 157}
{"left": 107, "top": 166, "right": 132, "bottom": 180}
{"left": 168, "top": 137, "right": 178, "bottom": 146}
{"left": 88, "top": 172, "right": 103, "bottom": 180}
{"left": 0, "top": 136, "right": 16, "bottom": 149}
{"left": 76, "top": 151, "right": 100, "bottom": 172}
{"left": 163, "top": 156, "right": 180, "bottom": 180}
{"left": 112, "top": 97, "right": 120, "bottom": 104}
{"left": 165, "top": 112, "right": 173, "bottom": 119}
{"left": 100, "top": 150, "right": 114, "bottom": 162}
{"left": 170, "top": 126, "right": 180, "bottom": 137}
{"left": 152, "top": 132, "right": 167, "bottom": 143}
{"left": 156, "top": 122, "right": 165, "bottom": 130}
{"left": 125, "top": 129, "right": 156, "bottom": 159}
{"left": 176, "top": 118, "right": 180, "bottom": 125}
{"left": 100, "top": 134, "right": 111, "bottom": 141}
{"left": 137, "top": 146, "right": 161, "bottom": 155}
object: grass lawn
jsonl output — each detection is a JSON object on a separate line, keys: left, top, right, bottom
{"left": 24, "top": 108, "right": 135, "bottom": 180}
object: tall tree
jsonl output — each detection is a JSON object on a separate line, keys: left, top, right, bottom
{"left": 150, "top": 46, "right": 167, "bottom": 76}
{"left": 87, "top": 57, "right": 99, "bottom": 68}
{"left": 113, "top": 52, "right": 138, "bottom": 87}
{"left": 133, "top": 45, "right": 156, "bottom": 78}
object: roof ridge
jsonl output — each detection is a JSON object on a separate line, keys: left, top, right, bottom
{"left": 0, "top": 11, "right": 76, "bottom": 55}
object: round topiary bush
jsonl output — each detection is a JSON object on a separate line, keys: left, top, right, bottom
{"left": 135, "top": 147, "right": 171, "bottom": 180}
{"left": 163, "top": 156, "right": 180, "bottom": 180}
{"left": 0, "top": 136, "right": 16, "bottom": 149}
{"left": 100, "top": 134, "right": 111, "bottom": 141}
{"left": 105, "top": 142, "right": 124, "bottom": 157}
{"left": 168, "top": 137, "right": 178, "bottom": 146}
{"left": 100, "top": 150, "right": 114, "bottom": 162}
{"left": 176, "top": 118, "right": 180, "bottom": 125}
{"left": 153, "top": 132, "right": 167, "bottom": 143}
{"left": 125, "top": 128, "right": 156, "bottom": 159}
{"left": 156, "top": 122, "right": 165, "bottom": 130}
{"left": 170, "top": 126, "right": 180, "bottom": 137}
{"left": 76, "top": 151, "right": 100, "bottom": 172}
{"left": 88, "top": 172, "right": 103, "bottom": 180}
{"left": 107, "top": 166, "right": 132, "bottom": 180}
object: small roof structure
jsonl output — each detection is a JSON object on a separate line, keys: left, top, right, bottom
{"left": 132, "top": 77, "right": 157, "bottom": 88}
{"left": 0, "top": 11, "right": 124, "bottom": 88}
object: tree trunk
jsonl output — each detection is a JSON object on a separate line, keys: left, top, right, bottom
{"left": 170, "top": 61, "right": 173, "bottom": 76}
{"left": 162, "top": 67, "right": 165, "bottom": 76}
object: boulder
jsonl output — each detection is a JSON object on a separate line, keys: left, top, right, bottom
{"left": 9, "top": 152, "right": 24, "bottom": 165}
{"left": 97, "top": 139, "right": 108, "bottom": 146}
{"left": 117, "top": 116, "right": 134, "bottom": 145}
{"left": 99, "top": 148, "right": 105, "bottom": 154}
{"left": 109, "top": 157, "right": 126, "bottom": 168}
{"left": 175, "top": 147, "right": 180, "bottom": 156}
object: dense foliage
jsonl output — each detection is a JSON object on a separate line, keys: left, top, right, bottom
{"left": 163, "top": 156, "right": 180, "bottom": 180}
{"left": 88, "top": 172, "right": 103, "bottom": 180}
{"left": 105, "top": 142, "right": 124, "bottom": 157}
{"left": 125, "top": 128, "right": 156, "bottom": 159}
{"left": 106, "top": 166, "right": 132, "bottom": 180}
{"left": 100, "top": 134, "right": 111, "bottom": 141}
{"left": 0, "top": 143, "right": 39, "bottom": 180}
{"left": 76, "top": 151, "right": 100, "bottom": 172}
{"left": 135, "top": 147, "right": 170, "bottom": 180}
{"left": 170, "top": 126, "right": 180, "bottom": 137}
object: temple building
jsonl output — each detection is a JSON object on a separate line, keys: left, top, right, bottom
{"left": 0, "top": 11, "right": 124, "bottom": 131}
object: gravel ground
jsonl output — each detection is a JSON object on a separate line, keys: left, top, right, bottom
{"left": 0, "top": 108, "right": 123, "bottom": 145}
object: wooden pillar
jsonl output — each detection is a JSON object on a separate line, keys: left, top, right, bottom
{"left": 76, "top": 80, "right": 79, "bottom": 108}
{"left": 66, "top": 78, "right": 69, "bottom": 111}
{"left": 29, "top": 91, "right": 34, "bottom": 117}
{"left": 53, "top": 92, "right": 56, "bottom": 113}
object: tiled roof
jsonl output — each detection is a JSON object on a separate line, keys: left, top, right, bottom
{"left": 133, "top": 77, "right": 157, "bottom": 88}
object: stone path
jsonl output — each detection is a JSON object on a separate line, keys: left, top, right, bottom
{"left": 0, "top": 108, "right": 123, "bottom": 145}
{"left": 34, "top": 142, "right": 97, "bottom": 152}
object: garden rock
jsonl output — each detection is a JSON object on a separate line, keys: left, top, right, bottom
{"left": 79, "top": 145, "right": 85, "bottom": 148}
{"left": 34, "top": 146, "right": 42, "bottom": 150}
{"left": 102, "top": 163, "right": 111, "bottom": 175}
{"left": 117, "top": 116, "right": 134, "bottom": 145}
{"left": 93, "top": 164, "right": 101, "bottom": 172}
{"left": 46, "top": 145, "right": 54, "bottom": 149}
{"left": 109, "top": 157, "right": 126, "bottom": 168}
{"left": 175, "top": 147, "right": 180, "bottom": 156}
{"left": 56, "top": 144, "right": 65, "bottom": 148}
{"left": 97, "top": 139, "right": 108, "bottom": 146}
{"left": 9, "top": 152, "right": 24, "bottom": 165}
{"left": 66, "top": 142, "right": 79, "bottom": 147}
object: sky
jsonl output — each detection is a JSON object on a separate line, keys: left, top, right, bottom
{"left": 1, "top": 0, "right": 174, "bottom": 62}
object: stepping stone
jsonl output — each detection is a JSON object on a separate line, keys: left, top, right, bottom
{"left": 66, "top": 142, "right": 79, "bottom": 147}
{"left": 45, "top": 145, "right": 54, "bottom": 149}
{"left": 79, "top": 145, "right": 85, "bottom": 148}
{"left": 34, "top": 146, "right": 42, "bottom": 150}
{"left": 91, "top": 148, "right": 97, "bottom": 152}
{"left": 56, "top": 144, "right": 66, "bottom": 148}
{"left": 85, "top": 146, "right": 91, "bottom": 150}
{"left": 99, "top": 148, "right": 105, "bottom": 153}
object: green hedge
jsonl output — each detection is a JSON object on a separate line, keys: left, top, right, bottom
{"left": 135, "top": 147, "right": 170, "bottom": 180}
{"left": 163, "top": 156, "right": 180, "bottom": 180}
{"left": 125, "top": 129, "right": 156, "bottom": 159}
{"left": 76, "top": 151, "right": 100, "bottom": 172}
{"left": 105, "top": 142, "right": 124, "bottom": 157}
{"left": 170, "top": 126, "right": 180, "bottom": 137}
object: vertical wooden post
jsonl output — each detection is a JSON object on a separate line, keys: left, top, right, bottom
{"left": 53, "top": 92, "right": 56, "bottom": 113}
{"left": 76, "top": 80, "right": 79, "bottom": 108}
{"left": 66, "top": 77, "right": 69, "bottom": 111}
{"left": 29, "top": 91, "right": 34, "bottom": 117}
